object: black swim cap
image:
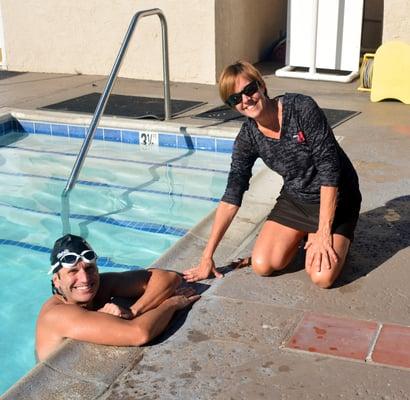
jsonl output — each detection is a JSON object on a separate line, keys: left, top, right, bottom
{"left": 50, "top": 234, "right": 94, "bottom": 274}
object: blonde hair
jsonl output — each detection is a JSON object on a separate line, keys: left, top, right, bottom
{"left": 218, "top": 60, "right": 267, "bottom": 105}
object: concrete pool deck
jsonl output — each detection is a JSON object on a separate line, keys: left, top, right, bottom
{"left": 1, "top": 64, "right": 410, "bottom": 399}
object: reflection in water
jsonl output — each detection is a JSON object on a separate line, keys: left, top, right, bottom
{"left": 60, "top": 127, "right": 196, "bottom": 238}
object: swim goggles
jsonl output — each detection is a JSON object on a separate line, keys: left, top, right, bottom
{"left": 225, "top": 80, "right": 259, "bottom": 107}
{"left": 48, "top": 249, "right": 97, "bottom": 274}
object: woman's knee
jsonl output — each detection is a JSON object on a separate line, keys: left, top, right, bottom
{"left": 307, "top": 267, "right": 340, "bottom": 289}
{"left": 251, "top": 255, "right": 286, "bottom": 276}
{"left": 310, "top": 272, "right": 334, "bottom": 288}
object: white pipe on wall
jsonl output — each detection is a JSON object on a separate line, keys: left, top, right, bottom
{"left": 309, "top": 0, "right": 319, "bottom": 74}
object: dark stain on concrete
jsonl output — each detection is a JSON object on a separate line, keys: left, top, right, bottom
{"left": 142, "top": 364, "right": 162, "bottom": 372}
{"left": 187, "top": 329, "right": 210, "bottom": 343}
{"left": 278, "top": 365, "right": 291, "bottom": 372}
{"left": 179, "top": 372, "right": 195, "bottom": 379}
{"left": 191, "top": 360, "right": 202, "bottom": 371}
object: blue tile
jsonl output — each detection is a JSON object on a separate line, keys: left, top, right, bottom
{"left": 19, "top": 120, "right": 35, "bottom": 133}
{"left": 95, "top": 128, "right": 104, "bottom": 141}
{"left": 177, "top": 134, "right": 195, "bottom": 149}
{"left": 158, "top": 133, "right": 177, "bottom": 148}
{"left": 196, "top": 136, "right": 216, "bottom": 151}
{"left": 12, "top": 119, "right": 22, "bottom": 132}
{"left": 104, "top": 128, "right": 121, "bottom": 142}
{"left": 69, "top": 125, "right": 86, "bottom": 139}
{"left": 51, "top": 124, "right": 69, "bottom": 137}
{"left": 121, "top": 130, "right": 139, "bottom": 144}
{"left": 34, "top": 122, "right": 51, "bottom": 135}
{"left": 4, "top": 120, "right": 13, "bottom": 134}
{"left": 216, "top": 138, "right": 234, "bottom": 153}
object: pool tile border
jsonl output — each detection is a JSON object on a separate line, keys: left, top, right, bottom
{"left": 0, "top": 117, "right": 234, "bottom": 153}
{"left": 0, "top": 238, "right": 142, "bottom": 270}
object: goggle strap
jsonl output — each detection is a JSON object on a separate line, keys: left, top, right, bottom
{"left": 47, "top": 262, "right": 60, "bottom": 275}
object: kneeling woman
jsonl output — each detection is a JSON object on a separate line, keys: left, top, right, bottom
{"left": 183, "top": 61, "right": 361, "bottom": 288}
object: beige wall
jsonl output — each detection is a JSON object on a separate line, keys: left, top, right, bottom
{"left": 0, "top": 0, "right": 217, "bottom": 83}
{"left": 0, "top": 0, "right": 286, "bottom": 84}
{"left": 215, "top": 0, "right": 287, "bottom": 79}
{"left": 1, "top": 0, "right": 409, "bottom": 82}
{"left": 383, "top": 0, "right": 410, "bottom": 43}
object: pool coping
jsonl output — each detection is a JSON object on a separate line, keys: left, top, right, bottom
{"left": 0, "top": 110, "right": 283, "bottom": 399}
{"left": 1, "top": 108, "right": 241, "bottom": 154}
{"left": 0, "top": 107, "right": 239, "bottom": 138}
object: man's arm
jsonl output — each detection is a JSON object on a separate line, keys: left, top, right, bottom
{"left": 36, "top": 288, "right": 199, "bottom": 361}
{"left": 100, "top": 269, "right": 181, "bottom": 317}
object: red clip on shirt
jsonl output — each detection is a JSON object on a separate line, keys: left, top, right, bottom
{"left": 297, "top": 130, "right": 305, "bottom": 143}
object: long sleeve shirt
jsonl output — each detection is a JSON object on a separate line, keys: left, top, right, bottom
{"left": 221, "top": 93, "right": 360, "bottom": 206}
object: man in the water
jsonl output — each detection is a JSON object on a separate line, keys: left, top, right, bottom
{"left": 36, "top": 234, "right": 199, "bottom": 361}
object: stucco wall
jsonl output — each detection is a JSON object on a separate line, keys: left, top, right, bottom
{"left": 0, "top": 0, "right": 286, "bottom": 84}
{"left": 383, "top": 0, "right": 410, "bottom": 43}
{"left": 0, "top": 0, "right": 217, "bottom": 83}
{"left": 215, "top": 0, "right": 287, "bottom": 79}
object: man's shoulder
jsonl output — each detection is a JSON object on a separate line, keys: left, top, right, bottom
{"left": 39, "top": 295, "right": 64, "bottom": 313}
{"left": 38, "top": 296, "right": 81, "bottom": 323}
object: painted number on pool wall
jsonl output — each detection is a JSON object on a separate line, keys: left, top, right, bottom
{"left": 140, "top": 131, "right": 158, "bottom": 147}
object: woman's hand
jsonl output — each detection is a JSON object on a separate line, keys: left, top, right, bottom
{"left": 183, "top": 257, "right": 223, "bottom": 282}
{"left": 304, "top": 230, "right": 338, "bottom": 273}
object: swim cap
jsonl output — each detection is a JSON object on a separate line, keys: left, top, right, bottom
{"left": 50, "top": 234, "right": 94, "bottom": 274}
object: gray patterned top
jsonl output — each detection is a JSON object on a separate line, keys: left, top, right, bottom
{"left": 221, "top": 93, "right": 360, "bottom": 206}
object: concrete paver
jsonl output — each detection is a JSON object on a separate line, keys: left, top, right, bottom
{"left": 373, "top": 324, "right": 410, "bottom": 369}
{"left": 286, "top": 312, "right": 378, "bottom": 360}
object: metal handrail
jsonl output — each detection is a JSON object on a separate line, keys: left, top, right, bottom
{"left": 62, "top": 8, "right": 171, "bottom": 196}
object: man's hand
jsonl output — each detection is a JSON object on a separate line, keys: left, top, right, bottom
{"left": 164, "top": 287, "right": 201, "bottom": 309}
{"left": 97, "top": 303, "right": 133, "bottom": 320}
{"left": 229, "top": 256, "right": 252, "bottom": 269}
{"left": 305, "top": 231, "right": 338, "bottom": 273}
{"left": 183, "top": 257, "right": 223, "bottom": 282}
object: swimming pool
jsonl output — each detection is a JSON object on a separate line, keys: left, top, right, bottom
{"left": 0, "top": 118, "right": 234, "bottom": 394}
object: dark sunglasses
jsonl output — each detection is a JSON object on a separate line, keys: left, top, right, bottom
{"left": 225, "top": 80, "right": 259, "bottom": 107}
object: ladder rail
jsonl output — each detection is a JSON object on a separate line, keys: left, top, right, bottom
{"left": 62, "top": 8, "right": 170, "bottom": 197}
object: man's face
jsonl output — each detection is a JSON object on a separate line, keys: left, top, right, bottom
{"left": 52, "top": 260, "right": 100, "bottom": 305}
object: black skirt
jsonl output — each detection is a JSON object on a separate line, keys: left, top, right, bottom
{"left": 266, "top": 192, "right": 361, "bottom": 241}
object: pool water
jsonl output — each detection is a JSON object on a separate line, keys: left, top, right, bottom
{"left": 0, "top": 131, "right": 232, "bottom": 394}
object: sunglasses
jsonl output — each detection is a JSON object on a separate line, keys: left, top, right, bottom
{"left": 48, "top": 249, "right": 97, "bottom": 274}
{"left": 225, "top": 80, "right": 259, "bottom": 107}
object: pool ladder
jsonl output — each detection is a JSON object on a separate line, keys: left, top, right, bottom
{"left": 62, "top": 8, "right": 171, "bottom": 197}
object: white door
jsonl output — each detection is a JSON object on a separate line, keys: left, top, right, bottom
{"left": 287, "top": 0, "right": 364, "bottom": 71}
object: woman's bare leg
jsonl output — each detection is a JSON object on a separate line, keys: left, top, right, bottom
{"left": 305, "top": 233, "right": 351, "bottom": 288}
{"left": 251, "top": 221, "right": 305, "bottom": 276}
